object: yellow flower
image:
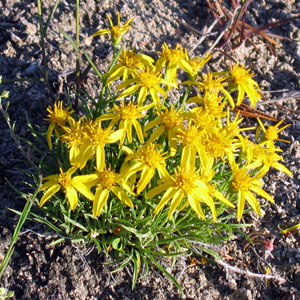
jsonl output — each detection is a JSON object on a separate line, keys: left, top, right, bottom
{"left": 144, "top": 106, "right": 184, "bottom": 156}
{"left": 184, "top": 73, "right": 235, "bottom": 108}
{"left": 45, "top": 101, "right": 73, "bottom": 150}
{"left": 39, "top": 167, "right": 94, "bottom": 210}
{"left": 198, "top": 127, "right": 238, "bottom": 165}
{"left": 222, "top": 110, "right": 255, "bottom": 141}
{"left": 256, "top": 118, "right": 291, "bottom": 147}
{"left": 116, "top": 67, "right": 176, "bottom": 109}
{"left": 200, "top": 156, "right": 235, "bottom": 209}
{"left": 96, "top": 101, "right": 153, "bottom": 144}
{"left": 188, "top": 106, "right": 221, "bottom": 132}
{"left": 147, "top": 165, "right": 217, "bottom": 221}
{"left": 106, "top": 48, "right": 154, "bottom": 83}
{"left": 186, "top": 53, "right": 211, "bottom": 79}
{"left": 245, "top": 142, "right": 292, "bottom": 178}
{"left": 61, "top": 117, "right": 90, "bottom": 166}
{"left": 121, "top": 143, "right": 169, "bottom": 194}
{"left": 72, "top": 122, "right": 124, "bottom": 171}
{"left": 229, "top": 64, "right": 261, "bottom": 107}
{"left": 92, "top": 12, "right": 133, "bottom": 46}
{"left": 176, "top": 121, "right": 204, "bottom": 168}
{"left": 79, "top": 167, "right": 135, "bottom": 217}
{"left": 156, "top": 43, "right": 193, "bottom": 85}
{"left": 231, "top": 163, "right": 274, "bottom": 221}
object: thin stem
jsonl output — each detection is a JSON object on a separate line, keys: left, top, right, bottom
{"left": 75, "top": 0, "right": 80, "bottom": 113}
{"left": 36, "top": 0, "right": 55, "bottom": 102}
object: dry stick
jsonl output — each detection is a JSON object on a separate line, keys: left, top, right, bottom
{"left": 203, "top": 19, "right": 233, "bottom": 56}
{"left": 187, "top": 18, "right": 219, "bottom": 55}
{"left": 215, "top": 0, "right": 254, "bottom": 50}
{"left": 258, "top": 92, "right": 300, "bottom": 105}
{"left": 188, "top": 242, "right": 286, "bottom": 283}
{"left": 232, "top": 13, "right": 300, "bottom": 51}
{"left": 216, "top": 259, "right": 286, "bottom": 283}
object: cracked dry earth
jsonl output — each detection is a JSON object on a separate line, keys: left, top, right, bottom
{"left": 0, "top": 0, "right": 300, "bottom": 299}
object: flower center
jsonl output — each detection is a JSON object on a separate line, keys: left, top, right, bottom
{"left": 232, "top": 168, "right": 252, "bottom": 192}
{"left": 159, "top": 108, "right": 183, "bottom": 129}
{"left": 264, "top": 127, "right": 278, "bottom": 141}
{"left": 177, "top": 125, "right": 200, "bottom": 147}
{"left": 201, "top": 131, "right": 229, "bottom": 159}
{"left": 58, "top": 171, "right": 72, "bottom": 189}
{"left": 47, "top": 102, "right": 71, "bottom": 125}
{"left": 119, "top": 50, "right": 140, "bottom": 68}
{"left": 201, "top": 74, "right": 226, "bottom": 94}
{"left": 161, "top": 44, "right": 186, "bottom": 64}
{"left": 140, "top": 145, "right": 165, "bottom": 168}
{"left": 119, "top": 102, "right": 141, "bottom": 121}
{"left": 174, "top": 169, "right": 197, "bottom": 194}
{"left": 96, "top": 169, "right": 117, "bottom": 190}
{"left": 138, "top": 69, "right": 160, "bottom": 88}
{"left": 89, "top": 125, "right": 112, "bottom": 147}
{"left": 231, "top": 66, "right": 252, "bottom": 85}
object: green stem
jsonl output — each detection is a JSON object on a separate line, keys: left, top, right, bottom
{"left": 75, "top": 0, "right": 80, "bottom": 113}
{"left": 180, "top": 85, "right": 191, "bottom": 110}
{"left": 36, "top": 0, "right": 55, "bottom": 102}
{"left": 0, "top": 188, "right": 39, "bottom": 279}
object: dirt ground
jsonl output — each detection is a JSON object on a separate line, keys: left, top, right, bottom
{"left": 0, "top": 0, "right": 300, "bottom": 299}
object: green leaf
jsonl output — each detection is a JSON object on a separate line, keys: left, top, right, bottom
{"left": 44, "top": 0, "right": 61, "bottom": 32}
{"left": 49, "top": 237, "right": 65, "bottom": 247}
{"left": 112, "top": 238, "right": 121, "bottom": 250}
{"left": 58, "top": 26, "right": 79, "bottom": 52}
{"left": 83, "top": 52, "right": 103, "bottom": 81}
{"left": 63, "top": 215, "right": 88, "bottom": 232}
{"left": 145, "top": 253, "right": 184, "bottom": 295}
{"left": 132, "top": 250, "right": 141, "bottom": 289}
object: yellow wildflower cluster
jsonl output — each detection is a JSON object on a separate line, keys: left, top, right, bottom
{"left": 39, "top": 13, "right": 292, "bottom": 222}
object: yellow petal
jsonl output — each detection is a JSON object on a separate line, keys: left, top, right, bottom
{"left": 65, "top": 186, "right": 78, "bottom": 210}
{"left": 73, "top": 173, "right": 99, "bottom": 188}
{"left": 154, "top": 187, "right": 176, "bottom": 214}
{"left": 168, "top": 129, "right": 177, "bottom": 156}
{"left": 116, "top": 84, "right": 139, "bottom": 100}
{"left": 144, "top": 118, "right": 161, "bottom": 133}
{"left": 94, "top": 189, "right": 109, "bottom": 217}
{"left": 168, "top": 190, "right": 184, "bottom": 219}
{"left": 112, "top": 186, "right": 134, "bottom": 207}
{"left": 245, "top": 191, "right": 262, "bottom": 216}
{"left": 280, "top": 223, "right": 300, "bottom": 234}
{"left": 148, "top": 125, "right": 165, "bottom": 143}
{"left": 137, "top": 86, "right": 148, "bottom": 106}
{"left": 237, "top": 191, "right": 246, "bottom": 221}
{"left": 96, "top": 146, "right": 105, "bottom": 172}
{"left": 188, "top": 194, "right": 205, "bottom": 219}
{"left": 39, "top": 184, "right": 60, "bottom": 207}
{"left": 72, "top": 179, "right": 95, "bottom": 201}
{"left": 39, "top": 177, "right": 58, "bottom": 191}
{"left": 136, "top": 167, "right": 154, "bottom": 194}
{"left": 132, "top": 120, "right": 144, "bottom": 143}
{"left": 92, "top": 29, "right": 110, "bottom": 37}
{"left": 109, "top": 128, "right": 124, "bottom": 143}
{"left": 147, "top": 182, "right": 172, "bottom": 199}
{"left": 250, "top": 186, "right": 274, "bottom": 203}
{"left": 46, "top": 123, "right": 55, "bottom": 150}
{"left": 213, "top": 190, "right": 235, "bottom": 208}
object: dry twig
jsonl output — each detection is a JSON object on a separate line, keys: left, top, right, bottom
{"left": 216, "top": 259, "right": 286, "bottom": 283}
